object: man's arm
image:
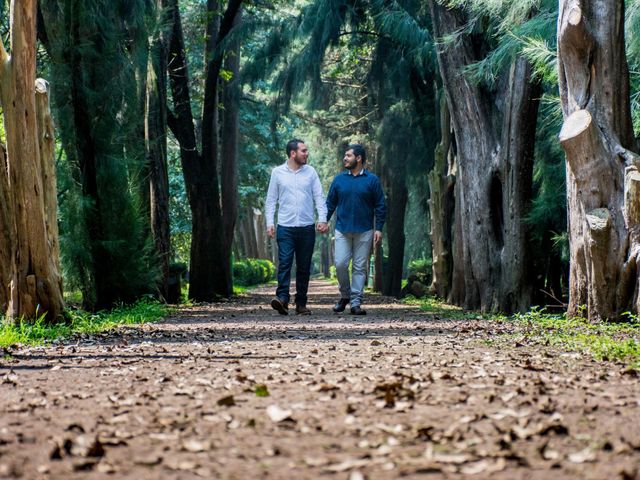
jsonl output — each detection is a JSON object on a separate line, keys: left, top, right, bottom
{"left": 312, "top": 170, "right": 328, "bottom": 233}
{"left": 265, "top": 169, "right": 278, "bottom": 238}
{"left": 325, "top": 177, "right": 338, "bottom": 225}
{"left": 373, "top": 176, "right": 386, "bottom": 232}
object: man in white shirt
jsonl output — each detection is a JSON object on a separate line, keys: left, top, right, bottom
{"left": 265, "top": 139, "right": 328, "bottom": 315}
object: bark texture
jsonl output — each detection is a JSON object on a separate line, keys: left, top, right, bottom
{"left": 383, "top": 160, "right": 408, "bottom": 298}
{"left": 428, "top": 94, "right": 455, "bottom": 298}
{"left": 167, "top": 0, "right": 242, "bottom": 301}
{"left": 0, "top": 0, "right": 64, "bottom": 321}
{"left": 146, "top": 0, "right": 172, "bottom": 301}
{"left": 558, "top": 0, "right": 638, "bottom": 320}
{"left": 429, "top": 1, "right": 540, "bottom": 313}
{"left": 220, "top": 8, "right": 241, "bottom": 294}
{"left": 0, "top": 142, "right": 13, "bottom": 313}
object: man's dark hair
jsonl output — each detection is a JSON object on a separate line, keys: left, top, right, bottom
{"left": 286, "top": 139, "right": 305, "bottom": 157}
{"left": 348, "top": 144, "right": 366, "bottom": 163}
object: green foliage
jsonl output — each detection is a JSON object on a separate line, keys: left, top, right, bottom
{"left": 463, "top": 6, "right": 557, "bottom": 87}
{"left": 410, "top": 295, "right": 505, "bottom": 321}
{"left": 233, "top": 258, "right": 276, "bottom": 286}
{"left": 0, "top": 299, "right": 168, "bottom": 348}
{"left": 407, "top": 258, "right": 432, "bottom": 282}
{"left": 513, "top": 307, "right": 640, "bottom": 367}
{"left": 255, "top": 384, "right": 270, "bottom": 397}
{"left": 42, "top": 1, "right": 158, "bottom": 310}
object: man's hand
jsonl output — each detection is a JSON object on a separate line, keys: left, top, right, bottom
{"left": 374, "top": 230, "right": 382, "bottom": 246}
{"left": 267, "top": 226, "right": 275, "bottom": 238}
{"left": 316, "top": 222, "right": 328, "bottom": 233}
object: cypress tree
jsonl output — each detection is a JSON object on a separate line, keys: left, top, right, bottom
{"left": 41, "top": 0, "right": 158, "bottom": 310}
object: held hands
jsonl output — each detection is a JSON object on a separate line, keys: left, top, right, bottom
{"left": 267, "top": 226, "right": 275, "bottom": 238}
{"left": 316, "top": 222, "right": 329, "bottom": 233}
{"left": 374, "top": 230, "right": 382, "bottom": 246}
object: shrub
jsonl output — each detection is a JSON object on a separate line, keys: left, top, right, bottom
{"left": 407, "top": 258, "right": 432, "bottom": 285}
{"left": 233, "top": 258, "right": 276, "bottom": 286}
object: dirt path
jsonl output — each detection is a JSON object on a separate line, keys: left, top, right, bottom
{"left": 1, "top": 280, "right": 639, "bottom": 479}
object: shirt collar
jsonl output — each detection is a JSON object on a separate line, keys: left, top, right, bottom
{"left": 347, "top": 168, "right": 368, "bottom": 176}
{"left": 284, "top": 162, "right": 306, "bottom": 173}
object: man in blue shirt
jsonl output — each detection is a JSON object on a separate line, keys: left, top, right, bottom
{"left": 326, "top": 144, "right": 386, "bottom": 315}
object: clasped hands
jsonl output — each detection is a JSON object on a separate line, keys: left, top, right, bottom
{"left": 316, "top": 222, "right": 329, "bottom": 233}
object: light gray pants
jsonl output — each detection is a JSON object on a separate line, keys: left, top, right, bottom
{"left": 334, "top": 229, "right": 373, "bottom": 307}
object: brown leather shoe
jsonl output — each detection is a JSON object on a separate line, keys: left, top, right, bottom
{"left": 270, "top": 298, "right": 289, "bottom": 315}
{"left": 295, "top": 305, "right": 311, "bottom": 315}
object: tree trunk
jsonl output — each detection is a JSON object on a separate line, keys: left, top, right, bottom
{"left": 220, "top": 7, "right": 242, "bottom": 292}
{"left": 428, "top": 93, "right": 455, "bottom": 298}
{"left": 373, "top": 242, "right": 383, "bottom": 292}
{"left": 0, "top": 142, "right": 13, "bottom": 313}
{"left": 254, "top": 209, "right": 269, "bottom": 259}
{"left": 383, "top": 159, "right": 408, "bottom": 297}
{"left": 0, "top": 0, "right": 64, "bottom": 321}
{"left": 167, "top": 0, "right": 242, "bottom": 301}
{"left": 429, "top": 1, "right": 539, "bottom": 313}
{"left": 146, "top": 0, "right": 172, "bottom": 301}
{"left": 558, "top": 0, "right": 638, "bottom": 321}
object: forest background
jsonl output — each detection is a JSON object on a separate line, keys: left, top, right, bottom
{"left": 1, "top": 0, "right": 640, "bottom": 324}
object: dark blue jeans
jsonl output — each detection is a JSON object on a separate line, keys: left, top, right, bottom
{"left": 275, "top": 224, "right": 315, "bottom": 307}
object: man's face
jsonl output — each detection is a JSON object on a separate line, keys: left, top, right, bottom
{"left": 343, "top": 149, "right": 359, "bottom": 170}
{"left": 292, "top": 143, "right": 309, "bottom": 165}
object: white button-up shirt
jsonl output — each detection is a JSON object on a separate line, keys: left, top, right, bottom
{"left": 265, "top": 163, "right": 327, "bottom": 228}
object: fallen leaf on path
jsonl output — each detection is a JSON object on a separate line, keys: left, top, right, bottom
{"left": 266, "top": 405, "right": 294, "bottom": 423}
{"left": 350, "top": 470, "right": 367, "bottom": 480}
{"left": 255, "top": 384, "right": 269, "bottom": 397}
{"left": 134, "top": 452, "right": 163, "bottom": 466}
{"left": 459, "top": 458, "right": 506, "bottom": 475}
{"left": 70, "top": 435, "right": 105, "bottom": 458}
{"left": 324, "top": 458, "right": 371, "bottom": 472}
{"left": 217, "top": 395, "right": 235, "bottom": 407}
{"left": 568, "top": 448, "right": 596, "bottom": 464}
{"left": 182, "top": 439, "right": 211, "bottom": 453}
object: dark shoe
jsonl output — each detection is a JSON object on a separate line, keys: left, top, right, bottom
{"left": 350, "top": 306, "right": 366, "bottom": 316}
{"left": 295, "top": 305, "right": 311, "bottom": 315}
{"left": 332, "top": 298, "right": 350, "bottom": 313}
{"left": 270, "top": 297, "right": 289, "bottom": 315}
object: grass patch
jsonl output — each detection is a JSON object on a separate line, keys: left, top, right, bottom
{"left": 0, "top": 298, "right": 170, "bottom": 348}
{"left": 512, "top": 307, "right": 640, "bottom": 368}
{"left": 233, "top": 285, "right": 250, "bottom": 295}
{"left": 408, "top": 295, "right": 506, "bottom": 321}
{"left": 407, "top": 296, "right": 640, "bottom": 368}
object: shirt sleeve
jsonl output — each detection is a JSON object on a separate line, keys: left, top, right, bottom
{"left": 312, "top": 170, "right": 327, "bottom": 223}
{"left": 265, "top": 169, "right": 278, "bottom": 228}
{"left": 373, "top": 176, "right": 386, "bottom": 231}
{"left": 326, "top": 177, "right": 337, "bottom": 222}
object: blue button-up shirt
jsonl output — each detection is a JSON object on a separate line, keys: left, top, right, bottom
{"left": 326, "top": 169, "right": 386, "bottom": 233}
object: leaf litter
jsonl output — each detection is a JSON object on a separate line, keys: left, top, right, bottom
{"left": 0, "top": 280, "right": 639, "bottom": 479}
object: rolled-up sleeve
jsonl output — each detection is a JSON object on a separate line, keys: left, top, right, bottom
{"left": 265, "top": 169, "right": 278, "bottom": 228}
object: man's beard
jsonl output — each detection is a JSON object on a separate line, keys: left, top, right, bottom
{"left": 344, "top": 161, "right": 356, "bottom": 170}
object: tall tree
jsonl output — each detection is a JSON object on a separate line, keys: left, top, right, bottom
{"left": 428, "top": 0, "right": 541, "bottom": 313}
{"left": 166, "top": 0, "right": 242, "bottom": 300}
{"left": 558, "top": 0, "right": 640, "bottom": 320}
{"left": 428, "top": 93, "right": 455, "bottom": 298}
{"left": 41, "top": 0, "right": 158, "bottom": 310}
{"left": 146, "top": 0, "right": 173, "bottom": 301}
{"left": 0, "top": 0, "right": 64, "bottom": 321}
